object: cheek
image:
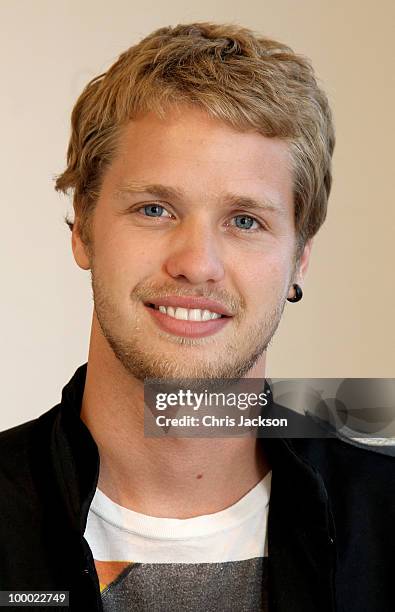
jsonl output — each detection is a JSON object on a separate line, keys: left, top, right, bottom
{"left": 241, "top": 252, "right": 290, "bottom": 284}
{"left": 239, "top": 254, "right": 290, "bottom": 307}
{"left": 93, "top": 229, "right": 157, "bottom": 294}
{"left": 93, "top": 205, "right": 156, "bottom": 272}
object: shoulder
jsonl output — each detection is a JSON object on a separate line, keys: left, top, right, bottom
{"left": 0, "top": 418, "right": 37, "bottom": 470}
{"left": 267, "top": 399, "right": 395, "bottom": 468}
{"left": 0, "top": 405, "right": 60, "bottom": 493}
{"left": 291, "top": 434, "right": 395, "bottom": 465}
{"left": 0, "top": 403, "right": 60, "bottom": 452}
{"left": 289, "top": 436, "right": 395, "bottom": 497}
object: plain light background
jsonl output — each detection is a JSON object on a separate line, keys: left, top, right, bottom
{"left": 1, "top": 0, "right": 394, "bottom": 430}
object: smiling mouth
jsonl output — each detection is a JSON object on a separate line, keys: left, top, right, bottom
{"left": 145, "top": 303, "right": 229, "bottom": 321}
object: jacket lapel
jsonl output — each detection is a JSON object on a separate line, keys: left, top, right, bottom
{"left": 263, "top": 436, "right": 336, "bottom": 611}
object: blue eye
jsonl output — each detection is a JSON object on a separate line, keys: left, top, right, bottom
{"left": 232, "top": 215, "right": 260, "bottom": 231}
{"left": 134, "top": 206, "right": 263, "bottom": 232}
{"left": 142, "top": 204, "right": 167, "bottom": 217}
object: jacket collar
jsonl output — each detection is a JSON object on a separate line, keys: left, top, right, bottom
{"left": 52, "top": 363, "right": 100, "bottom": 534}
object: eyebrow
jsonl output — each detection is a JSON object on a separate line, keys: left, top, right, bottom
{"left": 116, "top": 182, "right": 185, "bottom": 202}
{"left": 115, "top": 181, "right": 287, "bottom": 216}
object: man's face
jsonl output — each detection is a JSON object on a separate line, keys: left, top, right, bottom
{"left": 73, "top": 105, "right": 310, "bottom": 383}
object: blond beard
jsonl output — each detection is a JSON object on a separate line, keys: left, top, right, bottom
{"left": 90, "top": 262, "right": 287, "bottom": 391}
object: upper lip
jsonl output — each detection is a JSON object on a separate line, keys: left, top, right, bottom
{"left": 145, "top": 296, "right": 233, "bottom": 316}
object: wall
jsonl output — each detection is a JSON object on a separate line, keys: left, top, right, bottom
{"left": 1, "top": 0, "right": 394, "bottom": 428}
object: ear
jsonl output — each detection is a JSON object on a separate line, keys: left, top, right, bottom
{"left": 287, "top": 239, "right": 313, "bottom": 299}
{"left": 297, "top": 238, "right": 313, "bottom": 281}
{"left": 71, "top": 220, "right": 91, "bottom": 271}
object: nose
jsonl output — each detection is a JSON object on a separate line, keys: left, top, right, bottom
{"left": 163, "top": 216, "right": 225, "bottom": 284}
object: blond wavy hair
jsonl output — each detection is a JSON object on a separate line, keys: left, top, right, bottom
{"left": 55, "top": 22, "right": 335, "bottom": 258}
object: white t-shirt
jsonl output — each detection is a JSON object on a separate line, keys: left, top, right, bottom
{"left": 84, "top": 470, "right": 271, "bottom": 611}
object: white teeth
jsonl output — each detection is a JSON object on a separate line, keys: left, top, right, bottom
{"left": 189, "top": 308, "right": 202, "bottom": 321}
{"left": 201, "top": 309, "right": 218, "bottom": 321}
{"left": 175, "top": 307, "right": 189, "bottom": 320}
{"left": 156, "top": 305, "right": 222, "bottom": 321}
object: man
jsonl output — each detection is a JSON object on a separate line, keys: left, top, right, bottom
{"left": 0, "top": 22, "right": 394, "bottom": 612}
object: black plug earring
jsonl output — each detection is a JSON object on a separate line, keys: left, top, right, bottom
{"left": 287, "top": 283, "right": 303, "bottom": 303}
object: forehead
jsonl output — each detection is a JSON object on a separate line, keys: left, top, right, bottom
{"left": 105, "top": 106, "right": 294, "bottom": 212}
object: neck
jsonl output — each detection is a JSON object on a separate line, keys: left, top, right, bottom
{"left": 81, "top": 315, "right": 270, "bottom": 519}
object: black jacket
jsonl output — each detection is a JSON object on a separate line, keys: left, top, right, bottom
{"left": 0, "top": 363, "right": 394, "bottom": 611}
